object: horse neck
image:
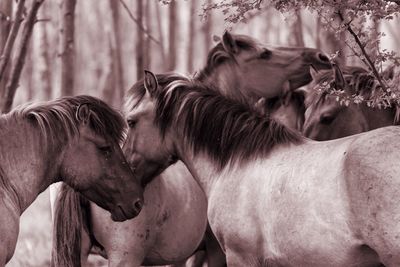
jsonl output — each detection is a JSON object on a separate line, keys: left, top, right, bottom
{"left": 360, "top": 104, "right": 396, "bottom": 130}
{"left": 199, "top": 64, "right": 246, "bottom": 101}
{"left": 0, "top": 117, "right": 62, "bottom": 213}
{"left": 173, "top": 131, "right": 225, "bottom": 198}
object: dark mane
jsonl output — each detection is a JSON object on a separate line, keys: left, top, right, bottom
{"left": 11, "top": 95, "right": 126, "bottom": 145}
{"left": 195, "top": 34, "right": 259, "bottom": 82}
{"left": 306, "top": 66, "right": 379, "bottom": 107}
{"left": 149, "top": 77, "right": 303, "bottom": 170}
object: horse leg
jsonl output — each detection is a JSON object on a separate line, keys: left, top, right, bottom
{"left": 204, "top": 225, "right": 226, "bottom": 267}
{"left": 0, "top": 202, "right": 19, "bottom": 265}
{"left": 80, "top": 223, "right": 92, "bottom": 266}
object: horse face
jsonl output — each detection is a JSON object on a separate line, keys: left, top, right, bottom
{"left": 61, "top": 106, "right": 144, "bottom": 222}
{"left": 123, "top": 95, "right": 175, "bottom": 185}
{"left": 213, "top": 32, "right": 332, "bottom": 99}
{"left": 303, "top": 97, "right": 368, "bottom": 140}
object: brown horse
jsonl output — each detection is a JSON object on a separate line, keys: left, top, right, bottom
{"left": 303, "top": 64, "right": 399, "bottom": 140}
{"left": 0, "top": 95, "right": 143, "bottom": 265}
{"left": 127, "top": 71, "right": 400, "bottom": 266}
{"left": 196, "top": 31, "right": 331, "bottom": 102}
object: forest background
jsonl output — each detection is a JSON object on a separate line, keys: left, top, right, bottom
{"left": 1, "top": 0, "right": 399, "bottom": 266}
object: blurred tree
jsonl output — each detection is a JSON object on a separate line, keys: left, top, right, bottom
{"left": 287, "top": 9, "right": 304, "bottom": 47}
{"left": 0, "top": 0, "right": 12, "bottom": 99}
{"left": 136, "top": 0, "right": 145, "bottom": 79}
{"left": 187, "top": 0, "right": 197, "bottom": 73}
{"left": 1, "top": 0, "right": 44, "bottom": 113}
{"left": 38, "top": 2, "right": 52, "bottom": 100}
{"left": 0, "top": 0, "right": 25, "bottom": 94}
{"left": 168, "top": 0, "right": 177, "bottom": 70}
{"left": 202, "top": 0, "right": 213, "bottom": 53}
{"left": 155, "top": 1, "right": 166, "bottom": 66}
{"left": 110, "top": 0, "right": 124, "bottom": 104}
{"left": 144, "top": 0, "right": 152, "bottom": 71}
{"left": 59, "top": 0, "right": 76, "bottom": 96}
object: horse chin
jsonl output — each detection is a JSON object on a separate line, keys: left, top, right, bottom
{"left": 110, "top": 205, "right": 132, "bottom": 222}
{"left": 289, "top": 73, "right": 312, "bottom": 90}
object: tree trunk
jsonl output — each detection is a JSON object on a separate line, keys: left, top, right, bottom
{"left": 0, "top": 0, "right": 12, "bottom": 98}
{"left": 144, "top": 0, "right": 152, "bottom": 71}
{"left": 1, "top": 0, "right": 45, "bottom": 113}
{"left": 38, "top": 2, "right": 52, "bottom": 100}
{"left": 287, "top": 10, "right": 304, "bottom": 47}
{"left": 187, "top": 0, "right": 196, "bottom": 73}
{"left": 0, "top": 0, "right": 25, "bottom": 87}
{"left": 168, "top": 0, "right": 177, "bottom": 71}
{"left": 202, "top": 0, "right": 212, "bottom": 53}
{"left": 110, "top": 0, "right": 124, "bottom": 105}
{"left": 59, "top": 0, "right": 76, "bottom": 96}
{"left": 155, "top": 2, "right": 166, "bottom": 66}
{"left": 136, "top": 0, "right": 144, "bottom": 80}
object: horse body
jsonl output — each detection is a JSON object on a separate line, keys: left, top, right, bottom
{"left": 126, "top": 72, "right": 400, "bottom": 266}
{"left": 198, "top": 135, "right": 389, "bottom": 266}
{"left": 0, "top": 96, "right": 143, "bottom": 265}
{"left": 88, "top": 161, "right": 207, "bottom": 266}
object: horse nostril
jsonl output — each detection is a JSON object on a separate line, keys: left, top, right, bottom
{"left": 318, "top": 53, "right": 330, "bottom": 63}
{"left": 133, "top": 199, "right": 143, "bottom": 213}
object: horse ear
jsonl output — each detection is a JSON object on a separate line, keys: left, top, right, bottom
{"left": 144, "top": 70, "right": 158, "bottom": 96}
{"left": 213, "top": 35, "right": 221, "bottom": 42}
{"left": 382, "top": 64, "right": 395, "bottom": 81}
{"left": 222, "top": 31, "right": 238, "bottom": 54}
{"left": 254, "top": 97, "right": 267, "bottom": 115}
{"left": 76, "top": 104, "right": 91, "bottom": 124}
{"left": 333, "top": 64, "right": 346, "bottom": 90}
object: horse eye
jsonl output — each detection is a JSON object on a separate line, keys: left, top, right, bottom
{"left": 259, "top": 49, "right": 272, "bottom": 60}
{"left": 127, "top": 119, "right": 137, "bottom": 128}
{"left": 98, "top": 145, "right": 112, "bottom": 155}
{"left": 320, "top": 114, "right": 335, "bottom": 125}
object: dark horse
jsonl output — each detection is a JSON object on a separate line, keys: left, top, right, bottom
{"left": 0, "top": 95, "right": 143, "bottom": 265}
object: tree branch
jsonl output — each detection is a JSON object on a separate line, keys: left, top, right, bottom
{"left": 1, "top": 0, "right": 44, "bottom": 113}
{"left": 337, "top": 10, "right": 387, "bottom": 91}
{"left": 0, "top": 0, "right": 26, "bottom": 84}
{"left": 119, "top": 0, "right": 161, "bottom": 45}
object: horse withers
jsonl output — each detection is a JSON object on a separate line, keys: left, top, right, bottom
{"left": 126, "top": 71, "right": 400, "bottom": 266}
{"left": 0, "top": 95, "right": 143, "bottom": 265}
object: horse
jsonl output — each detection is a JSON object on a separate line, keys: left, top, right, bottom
{"left": 51, "top": 32, "right": 329, "bottom": 267}
{"left": 196, "top": 31, "right": 332, "bottom": 102}
{"left": 303, "top": 64, "right": 399, "bottom": 140}
{"left": 125, "top": 70, "right": 400, "bottom": 266}
{"left": 0, "top": 95, "right": 143, "bottom": 265}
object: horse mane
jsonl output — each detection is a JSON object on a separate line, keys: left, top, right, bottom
{"left": 125, "top": 72, "right": 190, "bottom": 113}
{"left": 195, "top": 34, "right": 259, "bottom": 82}
{"left": 11, "top": 95, "right": 126, "bottom": 146}
{"left": 306, "top": 66, "right": 380, "bottom": 107}
{"left": 143, "top": 76, "right": 303, "bottom": 170}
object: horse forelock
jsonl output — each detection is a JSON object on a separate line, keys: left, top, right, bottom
{"left": 153, "top": 77, "right": 303, "bottom": 170}
{"left": 12, "top": 95, "right": 126, "bottom": 146}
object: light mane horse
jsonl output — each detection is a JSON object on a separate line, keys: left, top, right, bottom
{"left": 303, "top": 65, "right": 398, "bottom": 140}
{"left": 0, "top": 95, "right": 143, "bottom": 265}
{"left": 126, "top": 70, "right": 400, "bottom": 266}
